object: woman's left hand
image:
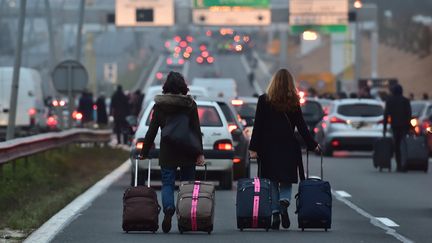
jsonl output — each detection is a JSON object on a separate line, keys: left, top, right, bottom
{"left": 314, "top": 144, "right": 322, "bottom": 153}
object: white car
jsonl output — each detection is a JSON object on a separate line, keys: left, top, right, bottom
{"left": 192, "top": 78, "right": 237, "bottom": 99}
{"left": 315, "top": 99, "right": 391, "bottom": 156}
{"left": 131, "top": 100, "right": 235, "bottom": 189}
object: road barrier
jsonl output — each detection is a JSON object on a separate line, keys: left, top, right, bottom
{"left": 0, "top": 129, "right": 111, "bottom": 166}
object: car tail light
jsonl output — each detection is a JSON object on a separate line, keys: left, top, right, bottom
{"left": 207, "top": 56, "right": 214, "bottom": 64}
{"left": 214, "top": 140, "right": 233, "bottom": 151}
{"left": 422, "top": 120, "right": 431, "bottom": 130}
{"left": 313, "top": 127, "right": 319, "bottom": 133}
{"left": 74, "top": 112, "right": 83, "bottom": 120}
{"left": 180, "top": 41, "right": 188, "bottom": 48}
{"left": 426, "top": 126, "right": 432, "bottom": 134}
{"left": 231, "top": 99, "right": 244, "bottom": 106}
{"left": 228, "top": 124, "right": 238, "bottom": 133}
{"left": 330, "top": 116, "right": 347, "bottom": 124}
{"left": 331, "top": 140, "right": 340, "bottom": 147}
{"left": 174, "top": 46, "right": 181, "bottom": 53}
{"left": 299, "top": 97, "right": 306, "bottom": 105}
{"left": 59, "top": 100, "right": 66, "bottom": 107}
{"left": 186, "top": 35, "right": 194, "bottom": 42}
{"left": 178, "top": 58, "right": 185, "bottom": 65}
{"left": 165, "top": 41, "right": 170, "bottom": 48}
{"left": 196, "top": 56, "right": 204, "bottom": 64}
{"left": 28, "top": 108, "right": 36, "bottom": 116}
{"left": 156, "top": 72, "right": 163, "bottom": 80}
{"left": 166, "top": 58, "right": 173, "bottom": 65}
{"left": 199, "top": 44, "right": 207, "bottom": 51}
{"left": 47, "top": 116, "right": 58, "bottom": 127}
{"left": 410, "top": 118, "right": 418, "bottom": 127}
{"left": 321, "top": 122, "right": 327, "bottom": 129}
{"left": 136, "top": 141, "right": 144, "bottom": 150}
{"left": 174, "top": 36, "right": 181, "bottom": 42}
{"left": 233, "top": 158, "right": 241, "bottom": 164}
{"left": 186, "top": 46, "right": 193, "bottom": 53}
{"left": 201, "top": 51, "right": 209, "bottom": 58}
{"left": 52, "top": 100, "right": 59, "bottom": 107}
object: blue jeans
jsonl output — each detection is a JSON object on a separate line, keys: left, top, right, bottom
{"left": 270, "top": 181, "right": 292, "bottom": 214}
{"left": 161, "top": 166, "right": 196, "bottom": 213}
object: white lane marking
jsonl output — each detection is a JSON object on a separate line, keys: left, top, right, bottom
{"left": 240, "top": 54, "right": 263, "bottom": 95}
{"left": 335, "top": 190, "right": 352, "bottom": 198}
{"left": 376, "top": 217, "right": 400, "bottom": 227}
{"left": 332, "top": 190, "right": 413, "bottom": 243}
{"left": 182, "top": 60, "right": 190, "bottom": 80}
{"left": 252, "top": 50, "right": 272, "bottom": 78}
{"left": 24, "top": 160, "right": 131, "bottom": 243}
{"left": 143, "top": 55, "right": 163, "bottom": 93}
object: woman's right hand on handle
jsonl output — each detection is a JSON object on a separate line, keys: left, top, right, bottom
{"left": 249, "top": 150, "right": 258, "bottom": 159}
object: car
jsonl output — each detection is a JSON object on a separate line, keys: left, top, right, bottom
{"left": 314, "top": 99, "right": 390, "bottom": 156}
{"left": 192, "top": 78, "right": 237, "bottom": 99}
{"left": 301, "top": 99, "right": 325, "bottom": 136}
{"left": 410, "top": 100, "right": 432, "bottom": 135}
{"left": 198, "top": 97, "right": 251, "bottom": 180}
{"left": 130, "top": 100, "right": 235, "bottom": 189}
{"left": 231, "top": 97, "right": 258, "bottom": 139}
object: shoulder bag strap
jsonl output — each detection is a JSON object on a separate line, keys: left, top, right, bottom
{"left": 283, "top": 113, "right": 305, "bottom": 181}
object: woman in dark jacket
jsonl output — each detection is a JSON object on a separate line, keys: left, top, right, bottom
{"left": 249, "top": 68, "right": 320, "bottom": 230}
{"left": 139, "top": 71, "right": 205, "bottom": 233}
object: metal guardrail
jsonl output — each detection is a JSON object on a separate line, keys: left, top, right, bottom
{"left": 0, "top": 129, "right": 111, "bottom": 165}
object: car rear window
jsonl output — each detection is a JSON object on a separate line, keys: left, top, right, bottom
{"left": 145, "top": 105, "right": 223, "bottom": 127}
{"left": 235, "top": 103, "right": 257, "bottom": 118}
{"left": 411, "top": 103, "right": 426, "bottom": 117}
{"left": 337, "top": 104, "right": 383, "bottom": 117}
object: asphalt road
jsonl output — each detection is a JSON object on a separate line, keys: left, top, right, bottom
{"left": 50, "top": 37, "right": 432, "bottom": 243}
{"left": 51, "top": 153, "right": 432, "bottom": 243}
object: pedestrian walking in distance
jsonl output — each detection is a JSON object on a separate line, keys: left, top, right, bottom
{"left": 139, "top": 71, "right": 205, "bottom": 233}
{"left": 110, "top": 85, "right": 130, "bottom": 145}
{"left": 249, "top": 68, "right": 321, "bottom": 230}
{"left": 383, "top": 84, "right": 412, "bottom": 172}
{"left": 95, "top": 94, "right": 108, "bottom": 128}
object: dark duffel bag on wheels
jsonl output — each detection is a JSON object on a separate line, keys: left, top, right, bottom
{"left": 122, "top": 158, "right": 160, "bottom": 233}
{"left": 177, "top": 165, "right": 215, "bottom": 234}
{"left": 400, "top": 134, "right": 429, "bottom": 172}
{"left": 236, "top": 159, "right": 272, "bottom": 231}
{"left": 295, "top": 151, "right": 332, "bottom": 232}
{"left": 373, "top": 136, "right": 393, "bottom": 172}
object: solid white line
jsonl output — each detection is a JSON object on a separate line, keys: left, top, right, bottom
{"left": 24, "top": 160, "right": 131, "bottom": 243}
{"left": 240, "top": 54, "right": 263, "bottom": 95}
{"left": 252, "top": 51, "right": 272, "bottom": 78}
{"left": 335, "top": 190, "right": 352, "bottom": 198}
{"left": 143, "top": 55, "right": 164, "bottom": 93}
{"left": 376, "top": 217, "right": 400, "bottom": 227}
{"left": 332, "top": 190, "right": 413, "bottom": 243}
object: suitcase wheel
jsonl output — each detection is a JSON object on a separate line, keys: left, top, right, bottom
{"left": 301, "top": 228, "right": 304, "bottom": 232}
{"left": 325, "top": 228, "right": 328, "bottom": 232}
{"left": 208, "top": 231, "right": 211, "bottom": 235}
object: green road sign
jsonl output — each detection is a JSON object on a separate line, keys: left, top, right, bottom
{"left": 291, "top": 25, "right": 347, "bottom": 34}
{"left": 193, "top": 0, "right": 269, "bottom": 8}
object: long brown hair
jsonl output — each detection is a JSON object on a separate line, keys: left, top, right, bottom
{"left": 266, "top": 68, "right": 299, "bottom": 112}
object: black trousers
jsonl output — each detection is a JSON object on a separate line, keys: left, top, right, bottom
{"left": 114, "top": 118, "right": 129, "bottom": 144}
{"left": 392, "top": 127, "right": 408, "bottom": 170}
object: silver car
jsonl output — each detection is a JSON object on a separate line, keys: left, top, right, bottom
{"left": 315, "top": 99, "right": 390, "bottom": 156}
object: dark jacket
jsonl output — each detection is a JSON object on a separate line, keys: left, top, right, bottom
{"left": 96, "top": 96, "right": 108, "bottom": 124}
{"left": 78, "top": 94, "right": 93, "bottom": 123}
{"left": 383, "top": 95, "right": 411, "bottom": 133}
{"left": 140, "top": 94, "right": 203, "bottom": 168}
{"left": 110, "top": 90, "right": 130, "bottom": 120}
{"left": 249, "top": 94, "right": 317, "bottom": 183}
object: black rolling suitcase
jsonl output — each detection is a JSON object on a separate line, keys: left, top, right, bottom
{"left": 373, "top": 136, "right": 393, "bottom": 172}
{"left": 400, "top": 135, "right": 429, "bottom": 172}
{"left": 295, "top": 151, "right": 332, "bottom": 231}
{"left": 122, "top": 159, "right": 161, "bottom": 233}
{"left": 236, "top": 160, "right": 272, "bottom": 231}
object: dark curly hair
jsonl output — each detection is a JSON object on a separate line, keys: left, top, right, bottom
{"left": 162, "top": 71, "right": 189, "bottom": 95}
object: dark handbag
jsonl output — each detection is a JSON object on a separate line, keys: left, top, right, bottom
{"left": 161, "top": 113, "right": 201, "bottom": 156}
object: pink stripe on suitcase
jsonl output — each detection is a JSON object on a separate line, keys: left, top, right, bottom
{"left": 191, "top": 182, "right": 200, "bottom": 231}
{"left": 252, "top": 177, "right": 260, "bottom": 228}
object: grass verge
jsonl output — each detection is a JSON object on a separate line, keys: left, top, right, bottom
{"left": 0, "top": 145, "right": 128, "bottom": 240}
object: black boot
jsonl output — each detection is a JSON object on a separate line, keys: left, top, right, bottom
{"left": 162, "top": 208, "right": 175, "bottom": 233}
{"left": 280, "top": 200, "right": 290, "bottom": 229}
{"left": 271, "top": 213, "right": 280, "bottom": 230}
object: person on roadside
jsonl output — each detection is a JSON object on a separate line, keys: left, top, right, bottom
{"left": 130, "top": 89, "right": 144, "bottom": 117}
{"left": 95, "top": 94, "right": 108, "bottom": 128}
{"left": 383, "top": 84, "right": 412, "bottom": 172}
{"left": 110, "top": 85, "right": 130, "bottom": 145}
{"left": 77, "top": 91, "right": 94, "bottom": 127}
{"left": 249, "top": 68, "right": 321, "bottom": 230}
{"left": 139, "top": 71, "right": 204, "bottom": 233}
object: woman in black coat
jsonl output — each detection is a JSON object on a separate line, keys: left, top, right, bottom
{"left": 249, "top": 68, "right": 320, "bottom": 230}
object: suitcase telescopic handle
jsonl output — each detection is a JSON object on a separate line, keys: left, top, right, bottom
{"left": 134, "top": 158, "right": 152, "bottom": 188}
{"left": 306, "top": 150, "right": 324, "bottom": 180}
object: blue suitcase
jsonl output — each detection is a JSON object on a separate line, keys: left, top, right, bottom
{"left": 236, "top": 161, "right": 272, "bottom": 231}
{"left": 295, "top": 152, "right": 332, "bottom": 231}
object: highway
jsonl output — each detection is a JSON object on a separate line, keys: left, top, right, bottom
{"left": 46, "top": 50, "right": 432, "bottom": 243}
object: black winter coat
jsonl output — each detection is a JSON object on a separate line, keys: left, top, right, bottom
{"left": 140, "top": 94, "right": 203, "bottom": 168}
{"left": 249, "top": 94, "right": 317, "bottom": 183}
{"left": 110, "top": 91, "right": 130, "bottom": 120}
{"left": 383, "top": 95, "right": 412, "bottom": 133}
